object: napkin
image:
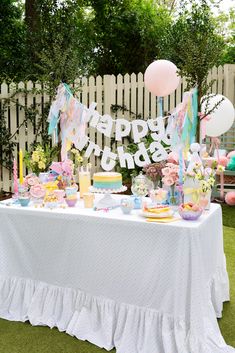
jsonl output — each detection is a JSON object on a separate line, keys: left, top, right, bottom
{"left": 146, "top": 217, "right": 180, "bottom": 223}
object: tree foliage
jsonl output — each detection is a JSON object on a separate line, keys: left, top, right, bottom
{"left": 0, "top": 0, "right": 27, "bottom": 81}
{"left": 88, "top": 0, "right": 172, "bottom": 75}
{"left": 159, "top": 0, "right": 225, "bottom": 107}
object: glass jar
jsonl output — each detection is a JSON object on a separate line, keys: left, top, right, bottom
{"left": 131, "top": 172, "right": 153, "bottom": 197}
{"left": 78, "top": 168, "right": 91, "bottom": 198}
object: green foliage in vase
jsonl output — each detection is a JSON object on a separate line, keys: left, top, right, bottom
{"left": 24, "top": 144, "right": 59, "bottom": 176}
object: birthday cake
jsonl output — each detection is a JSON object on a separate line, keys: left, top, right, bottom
{"left": 93, "top": 172, "right": 122, "bottom": 190}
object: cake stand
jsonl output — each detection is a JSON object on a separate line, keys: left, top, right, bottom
{"left": 89, "top": 186, "right": 127, "bottom": 209}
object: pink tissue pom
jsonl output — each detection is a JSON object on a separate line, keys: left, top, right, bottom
{"left": 167, "top": 152, "right": 178, "bottom": 164}
{"left": 227, "top": 151, "right": 235, "bottom": 160}
{"left": 225, "top": 192, "right": 235, "bottom": 206}
{"left": 218, "top": 156, "right": 228, "bottom": 167}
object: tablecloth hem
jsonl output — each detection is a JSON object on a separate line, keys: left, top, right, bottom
{"left": 0, "top": 275, "right": 234, "bottom": 353}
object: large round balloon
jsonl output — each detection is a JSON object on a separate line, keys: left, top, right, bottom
{"left": 201, "top": 94, "right": 235, "bottom": 137}
{"left": 144, "top": 60, "right": 180, "bottom": 97}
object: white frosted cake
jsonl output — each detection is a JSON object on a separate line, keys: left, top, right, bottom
{"left": 93, "top": 172, "right": 122, "bottom": 190}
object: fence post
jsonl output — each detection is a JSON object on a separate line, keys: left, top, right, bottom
{"left": 224, "top": 64, "right": 235, "bottom": 104}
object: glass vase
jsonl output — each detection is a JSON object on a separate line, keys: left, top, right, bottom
{"left": 168, "top": 185, "right": 181, "bottom": 208}
{"left": 78, "top": 168, "right": 91, "bottom": 198}
{"left": 199, "top": 190, "right": 212, "bottom": 210}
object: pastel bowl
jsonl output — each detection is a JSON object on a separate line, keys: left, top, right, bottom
{"left": 178, "top": 206, "right": 203, "bottom": 221}
{"left": 65, "top": 198, "right": 77, "bottom": 207}
{"left": 18, "top": 197, "right": 30, "bottom": 207}
{"left": 45, "top": 201, "right": 58, "bottom": 209}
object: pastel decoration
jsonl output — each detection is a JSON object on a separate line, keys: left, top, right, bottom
{"left": 201, "top": 94, "right": 235, "bottom": 137}
{"left": 227, "top": 151, "right": 235, "bottom": 160}
{"left": 30, "top": 184, "right": 46, "bottom": 199}
{"left": 144, "top": 60, "right": 180, "bottom": 97}
{"left": 19, "top": 149, "right": 24, "bottom": 185}
{"left": 218, "top": 156, "right": 228, "bottom": 167}
{"left": 227, "top": 156, "right": 235, "bottom": 171}
{"left": 225, "top": 192, "right": 235, "bottom": 206}
{"left": 167, "top": 152, "right": 178, "bottom": 164}
{"left": 186, "top": 143, "right": 203, "bottom": 173}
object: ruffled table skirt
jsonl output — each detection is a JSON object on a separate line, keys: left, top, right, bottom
{"left": 0, "top": 273, "right": 233, "bottom": 353}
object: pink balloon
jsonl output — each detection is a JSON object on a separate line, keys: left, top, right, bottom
{"left": 227, "top": 151, "right": 235, "bottom": 160}
{"left": 144, "top": 60, "right": 180, "bottom": 97}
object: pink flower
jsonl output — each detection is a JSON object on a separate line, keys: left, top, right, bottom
{"left": 50, "top": 162, "right": 63, "bottom": 175}
{"left": 62, "top": 159, "right": 73, "bottom": 176}
{"left": 167, "top": 152, "right": 179, "bottom": 164}
{"left": 24, "top": 174, "right": 40, "bottom": 187}
{"left": 162, "top": 167, "right": 171, "bottom": 176}
{"left": 30, "top": 184, "right": 46, "bottom": 198}
{"left": 162, "top": 176, "right": 175, "bottom": 186}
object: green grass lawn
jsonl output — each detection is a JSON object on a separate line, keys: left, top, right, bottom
{"left": 0, "top": 204, "right": 234, "bottom": 353}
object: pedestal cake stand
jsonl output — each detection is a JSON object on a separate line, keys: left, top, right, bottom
{"left": 89, "top": 185, "right": 127, "bottom": 209}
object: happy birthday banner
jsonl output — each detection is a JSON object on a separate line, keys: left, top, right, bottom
{"left": 48, "top": 83, "right": 197, "bottom": 171}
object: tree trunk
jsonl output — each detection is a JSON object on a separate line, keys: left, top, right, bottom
{"left": 25, "top": 0, "right": 39, "bottom": 64}
{"left": 25, "top": 0, "right": 38, "bottom": 33}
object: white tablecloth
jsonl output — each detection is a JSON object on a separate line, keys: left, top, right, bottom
{"left": 0, "top": 196, "right": 234, "bottom": 353}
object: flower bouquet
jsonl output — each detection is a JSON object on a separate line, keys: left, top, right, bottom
{"left": 161, "top": 163, "right": 180, "bottom": 206}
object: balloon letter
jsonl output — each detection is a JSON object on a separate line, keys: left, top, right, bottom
{"left": 96, "top": 114, "right": 113, "bottom": 137}
{"left": 134, "top": 142, "right": 151, "bottom": 167}
{"left": 115, "top": 118, "right": 131, "bottom": 141}
{"left": 84, "top": 141, "right": 101, "bottom": 158}
{"left": 150, "top": 141, "right": 168, "bottom": 162}
{"left": 148, "top": 117, "right": 165, "bottom": 141}
{"left": 117, "top": 146, "right": 135, "bottom": 169}
{"left": 101, "top": 147, "right": 117, "bottom": 171}
{"left": 132, "top": 120, "right": 148, "bottom": 143}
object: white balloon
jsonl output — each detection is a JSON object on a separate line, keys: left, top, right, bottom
{"left": 201, "top": 94, "right": 235, "bottom": 137}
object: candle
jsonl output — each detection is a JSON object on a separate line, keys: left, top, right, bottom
{"left": 13, "top": 158, "right": 18, "bottom": 194}
{"left": 19, "top": 149, "right": 24, "bottom": 185}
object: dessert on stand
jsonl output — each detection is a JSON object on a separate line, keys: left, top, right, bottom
{"left": 90, "top": 172, "right": 127, "bottom": 208}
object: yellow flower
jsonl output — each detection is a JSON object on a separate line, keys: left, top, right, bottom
{"left": 38, "top": 161, "right": 46, "bottom": 170}
{"left": 77, "top": 156, "right": 83, "bottom": 163}
{"left": 71, "top": 148, "right": 79, "bottom": 155}
{"left": 32, "top": 152, "right": 40, "bottom": 163}
{"left": 217, "top": 165, "right": 225, "bottom": 172}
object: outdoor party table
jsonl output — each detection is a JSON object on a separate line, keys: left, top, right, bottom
{"left": 0, "top": 195, "right": 234, "bottom": 353}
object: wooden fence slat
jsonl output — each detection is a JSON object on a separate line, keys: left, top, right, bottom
{"left": 95, "top": 75, "right": 104, "bottom": 172}
{"left": 1, "top": 83, "right": 10, "bottom": 191}
{"left": 17, "top": 82, "right": 27, "bottom": 179}
{"left": 124, "top": 73, "right": 131, "bottom": 120}
{"left": 217, "top": 66, "right": 224, "bottom": 95}
{"left": 88, "top": 75, "right": 97, "bottom": 171}
{"left": 137, "top": 72, "right": 144, "bottom": 119}
{"left": 26, "top": 81, "right": 34, "bottom": 149}
{"left": 35, "top": 82, "right": 43, "bottom": 145}
{"left": 103, "top": 74, "right": 116, "bottom": 156}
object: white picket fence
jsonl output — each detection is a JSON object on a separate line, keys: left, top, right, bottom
{"left": 1, "top": 64, "right": 235, "bottom": 192}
